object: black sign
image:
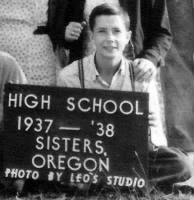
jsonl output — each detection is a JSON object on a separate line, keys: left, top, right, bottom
{"left": 2, "top": 83, "right": 149, "bottom": 188}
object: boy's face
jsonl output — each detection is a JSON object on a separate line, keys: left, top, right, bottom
{"left": 91, "top": 15, "right": 131, "bottom": 60}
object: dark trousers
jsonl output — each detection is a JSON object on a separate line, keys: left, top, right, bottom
{"left": 149, "top": 146, "right": 191, "bottom": 188}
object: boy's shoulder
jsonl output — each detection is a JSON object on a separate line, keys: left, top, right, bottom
{"left": 59, "top": 54, "right": 93, "bottom": 76}
{"left": 57, "top": 54, "right": 94, "bottom": 87}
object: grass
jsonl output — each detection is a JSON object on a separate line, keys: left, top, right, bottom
{"left": 0, "top": 181, "right": 194, "bottom": 200}
{"left": 0, "top": 192, "right": 194, "bottom": 200}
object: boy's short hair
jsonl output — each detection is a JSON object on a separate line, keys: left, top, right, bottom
{"left": 89, "top": 3, "right": 130, "bottom": 31}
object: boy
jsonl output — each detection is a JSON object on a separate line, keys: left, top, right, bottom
{"left": 57, "top": 3, "right": 191, "bottom": 190}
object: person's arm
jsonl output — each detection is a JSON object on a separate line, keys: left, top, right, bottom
{"left": 51, "top": 0, "right": 85, "bottom": 50}
{"left": 147, "top": 81, "right": 167, "bottom": 147}
{"left": 133, "top": 0, "right": 172, "bottom": 82}
{"left": 0, "top": 52, "right": 27, "bottom": 86}
{"left": 0, "top": 52, "right": 27, "bottom": 123}
{"left": 139, "top": 0, "right": 172, "bottom": 67}
{"left": 47, "top": 0, "right": 69, "bottom": 49}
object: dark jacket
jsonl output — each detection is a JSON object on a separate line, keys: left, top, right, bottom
{"left": 47, "top": 0, "right": 172, "bottom": 66}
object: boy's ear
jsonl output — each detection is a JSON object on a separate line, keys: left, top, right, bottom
{"left": 91, "top": 33, "right": 94, "bottom": 40}
{"left": 90, "top": 30, "right": 94, "bottom": 40}
{"left": 126, "top": 30, "right": 132, "bottom": 43}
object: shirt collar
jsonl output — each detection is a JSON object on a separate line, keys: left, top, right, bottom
{"left": 87, "top": 53, "right": 126, "bottom": 82}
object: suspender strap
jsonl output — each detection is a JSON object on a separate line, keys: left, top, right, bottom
{"left": 128, "top": 62, "right": 135, "bottom": 91}
{"left": 78, "top": 59, "right": 135, "bottom": 91}
{"left": 78, "top": 59, "right": 85, "bottom": 89}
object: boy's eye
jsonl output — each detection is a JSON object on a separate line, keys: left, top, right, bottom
{"left": 113, "top": 29, "right": 121, "bottom": 33}
{"left": 98, "top": 29, "right": 106, "bottom": 33}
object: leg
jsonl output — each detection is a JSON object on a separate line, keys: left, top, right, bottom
{"left": 149, "top": 146, "right": 192, "bottom": 188}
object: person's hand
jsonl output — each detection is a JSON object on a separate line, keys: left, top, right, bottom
{"left": 148, "top": 112, "right": 157, "bottom": 127}
{"left": 65, "top": 21, "right": 86, "bottom": 42}
{"left": 133, "top": 58, "right": 157, "bottom": 83}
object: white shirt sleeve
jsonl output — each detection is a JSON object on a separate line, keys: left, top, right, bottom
{"left": 135, "top": 80, "right": 167, "bottom": 147}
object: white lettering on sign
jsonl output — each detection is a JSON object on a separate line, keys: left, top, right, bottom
{"left": 4, "top": 168, "right": 39, "bottom": 180}
{"left": 48, "top": 171, "right": 63, "bottom": 181}
{"left": 66, "top": 97, "right": 144, "bottom": 115}
{"left": 35, "top": 136, "right": 104, "bottom": 154}
{"left": 17, "top": 116, "right": 53, "bottom": 133}
{"left": 107, "top": 176, "right": 145, "bottom": 188}
{"left": 31, "top": 154, "right": 109, "bottom": 172}
{"left": 70, "top": 172, "right": 98, "bottom": 184}
{"left": 8, "top": 93, "right": 51, "bottom": 110}
{"left": 4, "top": 86, "right": 148, "bottom": 186}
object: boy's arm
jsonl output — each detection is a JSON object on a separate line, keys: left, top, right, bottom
{"left": 135, "top": 79, "right": 167, "bottom": 147}
{"left": 147, "top": 81, "right": 167, "bottom": 147}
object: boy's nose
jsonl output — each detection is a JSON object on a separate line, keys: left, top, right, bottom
{"left": 106, "top": 32, "right": 115, "bottom": 40}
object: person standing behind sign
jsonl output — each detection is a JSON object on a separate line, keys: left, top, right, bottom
{"left": 0, "top": 0, "right": 58, "bottom": 85}
{"left": 57, "top": 4, "right": 191, "bottom": 191}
